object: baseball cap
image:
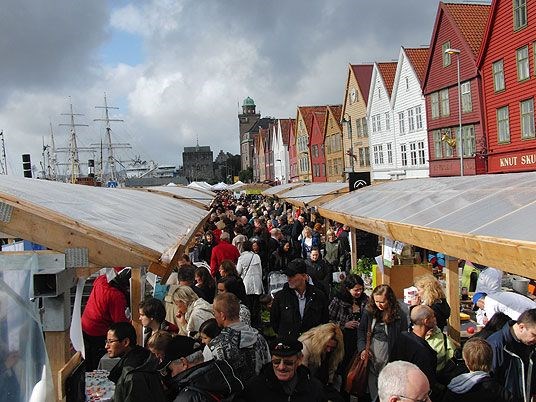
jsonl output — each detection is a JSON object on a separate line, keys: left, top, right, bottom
{"left": 472, "top": 292, "right": 486, "bottom": 309}
{"left": 282, "top": 259, "right": 307, "bottom": 277}
{"left": 158, "top": 336, "right": 201, "bottom": 370}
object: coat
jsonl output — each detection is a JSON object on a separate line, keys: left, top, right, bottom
{"left": 270, "top": 282, "right": 329, "bottom": 339}
{"left": 237, "top": 251, "right": 263, "bottom": 295}
{"left": 240, "top": 363, "right": 326, "bottom": 402}
{"left": 108, "top": 346, "right": 165, "bottom": 402}
{"left": 442, "top": 373, "right": 515, "bottom": 402}
{"left": 210, "top": 241, "right": 240, "bottom": 276}
{"left": 488, "top": 321, "right": 536, "bottom": 402}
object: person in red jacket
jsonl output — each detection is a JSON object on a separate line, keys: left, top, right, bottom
{"left": 210, "top": 232, "right": 240, "bottom": 277}
{"left": 82, "top": 269, "right": 131, "bottom": 371}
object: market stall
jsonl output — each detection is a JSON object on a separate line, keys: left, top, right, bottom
{"left": 0, "top": 176, "right": 213, "bottom": 401}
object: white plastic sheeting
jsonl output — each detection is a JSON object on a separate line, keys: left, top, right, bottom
{"left": 212, "top": 182, "right": 229, "bottom": 191}
{"left": 145, "top": 186, "right": 214, "bottom": 207}
{"left": 187, "top": 181, "right": 213, "bottom": 191}
{"left": 270, "top": 182, "right": 348, "bottom": 207}
{"left": 319, "top": 172, "right": 536, "bottom": 243}
{"left": 0, "top": 176, "right": 208, "bottom": 255}
{"left": 262, "top": 182, "right": 305, "bottom": 196}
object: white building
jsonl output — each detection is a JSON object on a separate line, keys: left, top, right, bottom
{"left": 272, "top": 118, "right": 293, "bottom": 183}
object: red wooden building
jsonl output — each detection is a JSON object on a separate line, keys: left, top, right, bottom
{"left": 423, "top": 2, "right": 490, "bottom": 176}
{"left": 310, "top": 107, "right": 328, "bottom": 182}
{"left": 288, "top": 116, "right": 299, "bottom": 182}
{"left": 477, "top": 0, "right": 536, "bottom": 173}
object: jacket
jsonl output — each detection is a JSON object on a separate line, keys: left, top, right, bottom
{"left": 168, "top": 360, "right": 244, "bottom": 402}
{"left": 82, "top": 275, "right": 129, "bottom": 337}
{"left": 488, "top": 321, "right": 536, "bottom": 402}
{"left": 442, "top": 372, "right": 515, "bottom": 402}
{"left": 184, "top": 298, "right": 215, "bottom": 337}
{"left": 210, "top": 241, "right": 240, "bottom": 276}
{"left": 237, "top": 251, "right": 263, "bottom": 295}
{"left": 304, "top": 258, "right": 332, "bottom": 296}
{"left": 209, "top": 321, "right": 271, "bottom": 384}
{"left": 431, "top": 298, "right": 451, "bottom": 331}
{"left": 392, "top": 331, "right": 438, "bottom": 386}
{"left": 240, "top": 363, "right": 326, "bottom": 402}
{"left": 270, "top": 282, "right": 329, "bottom": 338}
{"left": 108, "top": 345, "right": 166, "bottom": 402}
{"left": 357, "top": 306, "right": 408, "bottom": 358}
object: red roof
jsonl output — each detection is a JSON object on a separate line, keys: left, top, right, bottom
{"left": 444, "top": 3, "right": 491, "bottom": 58}
{"left": 329, "top": 105, "right": 343, "bottom": 129}
{"left": 350, "top": 64, "right": 374, "bottom": 104}
{"left": 404, "top": 47, "right": 429, "bottom": 85}
{"left": 377, "top": 62, "right": 398, "bottom": 97}
{"left": 298, "top": 106, "right": 326, "bottom": 135}
{"left": 314, "top": 111, "right": 327, "bottom": 135}
{"left": 279, "top": 118, "right": 294, "bottom": 146}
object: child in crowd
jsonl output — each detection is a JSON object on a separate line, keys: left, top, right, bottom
{"left": 198, "top": 318, "right": 221, "bottom": 361}
{"left": 259, "top": 294, "right": 276, "bottom": 341}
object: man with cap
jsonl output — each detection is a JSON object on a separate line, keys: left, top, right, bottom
{"left": 240, "top": 337, "right": 326, "bottom": 401}
{"left": 159, "top": 335, "right": 243, "bottom": 401}
{"left": 473, "top": 290, "right": 536, "bottom": 325}
{"left": 270, "top": 258, "right": 329, "bottom": 338}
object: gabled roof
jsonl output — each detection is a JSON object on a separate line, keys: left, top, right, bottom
{"left": 279, "top": 118, "right": 294, "bottom": 146}
{"left": 328, "top": 105, "right": 343, "bottom": 129}
{"left": 247, "top": 117, "right": 274, "bottom": 134}
{"left": 476, "top": 0, "right": 502, "bottom": 68}
{"left": 444, "top": 2, "right": 490, "bottom": 58}
{"left": 351, "top": 64, "right": 374, "bottom": 103}
{"left": 297, "top": 106, "right": 326, "bottom": 136}
{"left": 377, "top": 62, "right": 398, "bottom": 97}
{"left": 313, "top": 110, "right": 327, "bottom": 137}
{"left": 404, "top": 47, "right": 429, "bottom": 85}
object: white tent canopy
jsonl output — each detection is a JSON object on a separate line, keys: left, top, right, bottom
{"left": 212, "top": 182, "right": 229, "bottom": 191}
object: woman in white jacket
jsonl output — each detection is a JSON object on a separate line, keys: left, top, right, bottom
{"left": 171, "top": 285, "right": 214, "bottom": 337}
{"left": 237, "top": 240, "right": 263, "bottom": 328}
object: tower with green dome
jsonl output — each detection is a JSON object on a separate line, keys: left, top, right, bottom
{"left": 238, "top": 96, "right": 261, "bottom": 170}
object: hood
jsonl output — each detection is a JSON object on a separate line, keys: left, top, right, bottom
{"left": 228, "top": 321, "right": 260, "bottom": 348}
{"left": 175, "top": 360, "right": 244, "bottom": 396}
{"left": 448, "top": 371, "right": 489, "bottom": 393}
{"left": 187, "top": 297, "right": 213, "bottom": 318}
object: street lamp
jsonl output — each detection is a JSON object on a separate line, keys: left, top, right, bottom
{"left": 341, "top": 113, "right": 354, "bottom": 172}
{"left": 445, "top": 47, "right": 463, "bottom": 176}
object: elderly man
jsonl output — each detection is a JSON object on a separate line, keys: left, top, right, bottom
{"left": 241, "top": 337, "right": 325, "bottom": 401}
{"left": 209, "top": 292, "right": 271, "bottom": 383}
{"left": 378, "top": 361, "right": 431, "bottom": 402}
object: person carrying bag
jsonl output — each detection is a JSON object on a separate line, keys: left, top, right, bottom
{"left": 346, "top": 318, "right": 373, "bottom": 397}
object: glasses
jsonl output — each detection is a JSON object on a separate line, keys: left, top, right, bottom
{"left": 396, "top": 390, "right": 432, "bottom": 402}
{"left": 158, "top": 360, "right": 172, "bottom": 376}
{"left": 271, "top": 358, "right": 297, "bottom": 367}
{"left": 105, "top": 339, "right": 121, "bottom": 345}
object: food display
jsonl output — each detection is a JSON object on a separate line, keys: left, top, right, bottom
{"left": 86, "top": 370, "right": 114, "bottom": 401}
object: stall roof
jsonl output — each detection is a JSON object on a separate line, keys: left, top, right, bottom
{"left": 318, "top": 172, "right": 536, "bottom": 275}
{"left": 0, "top": 176, "right": 210, "bottom": 276}
{"left": 270, "top": 182, "right": 349, "bottom": 208}
{"left": 142, "top": 186, "right": 214, "bottom": 208}
{"left": 262, "top": 182, "right": 306, "bottom": 197}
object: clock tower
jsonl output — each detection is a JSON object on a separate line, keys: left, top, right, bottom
{"left": 238, "top": 97, "right": 260, "bottom": 171}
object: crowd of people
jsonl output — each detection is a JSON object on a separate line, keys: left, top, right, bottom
{"left": 79, "top": 192, "right": 536, "bottom": 402}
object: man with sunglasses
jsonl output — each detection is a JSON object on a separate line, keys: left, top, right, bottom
{"left": 240, "top": 337, "right": 325, "bottom": 401}
{"left": 105, "top": 322, "right": 165, "bottom": 402}
{"left": 378, "top": 360, "right": 431, "bottom": 402}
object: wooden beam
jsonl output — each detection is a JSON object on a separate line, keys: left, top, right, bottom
{"left": 446, "top": 256, "right": 461, "bottom": 344}
{"left": 131, "top": 267, "right": 144, "bottom": 344}
{"left": 317, "top": 207, "right": 536, "bottom": 278}
{"left": 58, "top": 352, "right": 82, "bottom": 401}
{"left": 45, "top": 331, "right": 71, "bottom": 401}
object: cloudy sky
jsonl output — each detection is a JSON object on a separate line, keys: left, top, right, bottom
{"left": 1, "top": 0, "right": 450, "bottom": 176}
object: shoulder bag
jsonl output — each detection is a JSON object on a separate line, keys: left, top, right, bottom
{"left": 345, "top": 318, "right": 374, "bottom": 396}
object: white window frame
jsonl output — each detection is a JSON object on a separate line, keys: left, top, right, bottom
{"left": 385, "top": 112, "right": 390, "bottom": 131}
{"left": 433, "top": 130, "right": 443, "bottom": 159}
{"left": 418, "top": 141, "right": 426, "bottom": 164}
{"left": 431, "top": 92, "right": 440, "bottom": 119}
{"left": 410, "top": 142, "right": 417, "bottom": 166}
{"left": 514, "top": 0, "right": 527, "bottom": 30}
{"left": 407, "top": 108, "right": 415, "bottom": 132}
{"left": 521, "top": 98, "right": 535, "bottom": 139}
{"left": 493, "top": 60, "right": 505, "bottom": 92}
{"left": 401, "top": 144, "right": 408, "bottom": 166}
{"left": 497, "top": 106, "right": 510, "bottom": 143}
{"left": 517, "top": 46, "right": 530, "bottom": 81}
{"left": 442, "top": 42, "right": 451, "bottom": 67}
{"left": 387, "top": 142, "right": 393, "bottom": 164}
{"left": 415, "top": 106, "right": 423, "bottom": 129}
{"left": 398, "top": 111, "right": 405, "bottom": 134}
{"left": 440, "top": 89, "right": 450, "bottom": 116}
{"left": 461, "top": 81, "right": 472, "bottom": 113}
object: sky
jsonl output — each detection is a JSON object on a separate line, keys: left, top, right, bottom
{"left": 0, "top": 0, "right": 458, "bottom": 176}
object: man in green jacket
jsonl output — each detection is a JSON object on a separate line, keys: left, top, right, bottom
{"left": 106, "top": 322, "right": 166, "bottom": 402}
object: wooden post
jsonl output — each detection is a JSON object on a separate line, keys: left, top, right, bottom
{"left": 446, "top": 256, "right": 461, "bottom": 343}
{"left": 350, "top": 227, "right": 358, "bottom": 271}
{"left": 130, "top": 266, "right": 144, "bottom": 345}
{"left": 45, "top": 330, "right": 70, "bottom": 401}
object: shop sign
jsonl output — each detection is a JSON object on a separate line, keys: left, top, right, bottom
{"left": 488, "top": 150, "right": 536, "bottom": 172}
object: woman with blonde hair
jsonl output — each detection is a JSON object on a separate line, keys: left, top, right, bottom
{"left": 298, "top": 323, "right": 344, "bottom": 393}
{"left": 411, "top": 274, "right": 451, "bottom": 330}
{"left": 170, "top": 285, "right": 214, "bottom": 337}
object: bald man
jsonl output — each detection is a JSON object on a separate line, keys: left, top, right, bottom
{"left": 378, "top": 360, "right": 431, "bottom": 402}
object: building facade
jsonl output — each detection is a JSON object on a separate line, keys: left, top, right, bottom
{"left": 238, "top": 97, "right": 261, "bottom": 171}
{"left": 310, "top": 108, "right": 328, "bottom": 182}
{"left": 183, "top": 144, "right": 214, "bottom": 182}
{"left": 325, "top": 105, "right": 344, "bottom": 182}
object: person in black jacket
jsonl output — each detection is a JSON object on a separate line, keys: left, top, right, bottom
{"left": 443, "top": 337, "right": 514, "bottom": 402}
{"left": 240, "top": 337, "right": 326, "bottom": 402}
{"left": 270, "top": 259, "right": 329, "bottom": 339}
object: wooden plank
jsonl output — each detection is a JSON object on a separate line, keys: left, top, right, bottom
{"left": 58, "top": 351, "right": 82, "bottom": 401}
{"left": 350, "top": 227, "right": 358, "bottom": 273}
{"left": 446, "top": 256, "right": 461, "bottom": 344}
{"left": 317, "top": 207, "right": 536, "bottom": 278}
{"left": 131, "top": 267, "right": 144, "bottom": 345}
{"left": 45, "top": 331, "right": 71, "bottom": 401}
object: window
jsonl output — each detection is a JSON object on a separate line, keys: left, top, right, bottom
{"left": 493, "top": 60, "right": 505, "bottom": 91}
{"left": 517, "top": 46, "right": 530, "bottom": 81}
{"left": 385, "top": 112, "right": 390, "bottom": 131}
{"left": 371, "top": 115, "right": 377, "bottom": 133}
{"left": 415, "top": 106, "right": 423, "bottom": 129}
{"left": 431, "top": 92, "right": 440, "bottom": 119}
{"left": 359, "top": 147, "right": 370, "bottom": 167}
{"left": 514, "top": 0, "right": 527, "bottom": 30}
{"left": 398, "top": 111, "right": 405, "bottom": 134}
{"left": 410, "top": 142, "right": 417, "bottom": 165}
{"left": 355, "top": 119, "right": 362, "bottom": 137}
{"left": 372, "top": 114, "right": 381, "bottom": 133}
{"left": 521, "top": 98, "right": 535, "bottom": 139}
{"left": 418, "top": 141, "right": 426, "bottom": 164}
{"left": 440, "top": 89, "right": 450, "bottom": 116}
{"left": 362, "top": 118, "right": 368, "bottom": 137}
{"left": 442, "top": 42, "right": 451, "bottom": 67}
{"left": 379, "top": 145, "right": 384, "bottom": 164}
{"left": 387, "top": 143, "right": 393, "bottom": 164}
{"left": 461, "top": 81, "right": 472, "bottom": 113}
{"left": 401, "top": 144, "right": 408, "bottom": 166}
{"left": 378, "top": 87, "right": 381, "bottom": 99}
{"left": 497, "top": 106, "right": 510, "bottom": 143}
{"left": 433, "top": 130, "right": 443, "bottom": 158}
{"left": 405, "top": 77, "right": 409, "bottom": 91}
{"left": 373, "top": 145, "right": 381, "bottom": 165}
{"left": 461, "top": 125, "right": 476, "bottom": 156}
{"left": 408, "top": 108, "right": 415, "bottom": 132}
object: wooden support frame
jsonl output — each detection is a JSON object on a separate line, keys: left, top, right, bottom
{"left": 446, "top": 256, "right": 461, "bottom": 344}
{"left": 45, "top": 331, "right": 71, "bottom": 401}
{"left": 58, "top": 352, "right": 82, "bottom": 401}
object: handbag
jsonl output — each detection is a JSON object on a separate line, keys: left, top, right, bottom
{"left": 345, "top": 318, "right": 374, "bottom": 396}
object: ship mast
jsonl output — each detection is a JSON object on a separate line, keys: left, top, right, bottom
{"left": 0, "top": 130, "right": 7, "bottom": 175}
{"left": 59, "top": 99, "right": 89, "bottom": 183}
{"left": 48, "top": 122, "right": 58, "bottom": 180}
{"left": 93, "top": 93, "right": 131, "bottom": 183}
